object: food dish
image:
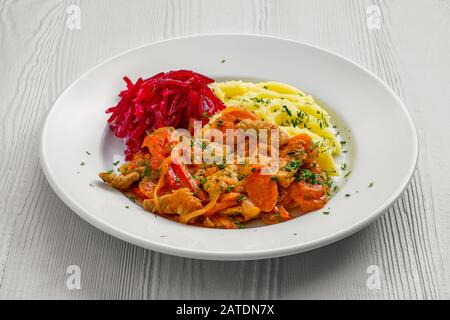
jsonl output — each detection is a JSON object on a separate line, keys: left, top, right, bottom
{"left": 99, "top": 73, "right": 343, "bottom": 229}
{"left": 40, "top": 34, "right": 418, "bottom": 260}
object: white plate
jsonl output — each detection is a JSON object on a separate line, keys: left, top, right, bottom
{"left": 40, "top": 34, "right": 418, "bottom": 260}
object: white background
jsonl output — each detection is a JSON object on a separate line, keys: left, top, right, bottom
{"left": 0, "top": 0, "right": 449, "bottom": 299}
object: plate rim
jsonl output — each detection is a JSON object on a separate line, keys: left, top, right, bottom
{"left": 40, "top": 33, "right": 419, "bottom": 260}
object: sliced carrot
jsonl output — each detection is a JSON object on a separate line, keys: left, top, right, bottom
{"left": 223, "top": 106, "right": 258, "bottom": 117}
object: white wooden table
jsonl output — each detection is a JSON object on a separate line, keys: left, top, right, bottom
{"left": 0, "top": 0, "right": 449, "bottom": 300}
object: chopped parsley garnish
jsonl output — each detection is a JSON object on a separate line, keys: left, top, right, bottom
{"left": 340, "top": 141, "right": 347, "bottom": 145}
{"left": 105, "top": 170, "right": 113, "bottom": 174}
{"left": 125, "top": 206, "right": 130, "bottom": 209}
{"left": 221, "top": 59, "right": 226, "bottom": 63}
{"left": 323, "top": 211, "right": 330, "bottom": 215}
{"left": 341, "top": 162, "right": 347, "bottom": 170}
{"left": 368, "top": 182, "right": 374, "bottom": 188}
{"left": 270, "top": 176, "right": 279, "bottom": 182}
{"left": 237, "top": 194, "right": 246, "bottom": 204}
{"left": 217, "top": 120, "right": 224, "bottom": 127}
{"left": 127, "top": 195, "right": 136, "bottom": 202}
{"left": 113, "top": 161, "right": 120, "bottom": 166}
{"left": 85, "top": 151, "right": 91, "bottom": 155}
{"left": 344, "top": 171, "right": 352, "bottom": 179}
{"left": 80, "top": 161, "right": 86, "bottom": 166}
{"left": 345, "top": 194, "right": 351, "bottom": 198}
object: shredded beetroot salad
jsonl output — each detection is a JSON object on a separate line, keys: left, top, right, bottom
{"left": 106, "top": 70, "right": 225, "bottom": 159}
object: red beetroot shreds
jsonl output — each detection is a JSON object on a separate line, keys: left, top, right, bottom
{"left": 105, "top": 70, "right": 225, "bottom": 160}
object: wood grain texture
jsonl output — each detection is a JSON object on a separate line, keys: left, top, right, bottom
{"left": 0, "top": 0, "right": 449, "bottom": 299}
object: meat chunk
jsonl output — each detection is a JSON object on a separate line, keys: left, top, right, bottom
{"left": 143, "top": 188, "right": 203, "bottom": 215}
{"left": 99, "top": 171, "right": 140, "bottom": 191}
